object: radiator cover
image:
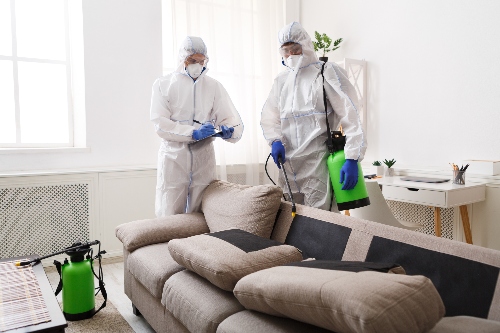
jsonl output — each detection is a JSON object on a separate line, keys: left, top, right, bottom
{"left": 0, "top": 184, "right": 90, "bottom": 259}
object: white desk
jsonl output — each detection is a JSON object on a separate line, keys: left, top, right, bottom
{"left": 377, "top": 177, "right": 486, "bottom": 244}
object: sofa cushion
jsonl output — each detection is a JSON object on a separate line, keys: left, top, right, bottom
{"left": 116, "top": 212, "right": 209, "bottom": 252}
{"left": 234, "top": 264, "right": 445, "bottom": 333}
{"left": 162, "top": 270, "right": 244, "bottom": 333}
{"left": 429, "top": 316, "right": 500, "bottom": 333}
{"left": 217, "top": 310, "right": 332, "bottom": 333}
{"left": 201, "top": 180, "right": 282, "bottom": 238}
{"left": 127, "top": 242, "right": 185, "bottom": 298}
{"left": 168, "top": 229, "right": 303, "bottom": 291}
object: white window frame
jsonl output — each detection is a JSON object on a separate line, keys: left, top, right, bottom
{"left": 0, "top": 0, "right": 74, "bottom": 148}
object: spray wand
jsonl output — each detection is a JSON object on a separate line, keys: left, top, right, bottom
{"left": 14, "top": 240, "right": 101, "bottom": 266}
{"left": 279, "top": 157, "right": 296, "bottom": 218}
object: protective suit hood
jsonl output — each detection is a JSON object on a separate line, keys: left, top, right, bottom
{"left": 278, "top": 22, "right": 318, "bottom": 68}
{"left": 176, "top": 36, "right": 209, "bottom": 73}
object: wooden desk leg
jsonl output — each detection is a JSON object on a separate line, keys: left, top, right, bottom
{"left": 344, "top": 210, "right": 350, "bottom": 216}
{"left": 433, "top": 207, "right": 442, "bottom": 237}
{"left": 459, "top": 205, "right": 473, "bottom": 244}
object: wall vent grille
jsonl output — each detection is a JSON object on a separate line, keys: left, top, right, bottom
{"left": 387, "top": 200, "right": 454, "bottom": 239}
{"left": 0, "top": 184, "right": 90, "bottom": 259}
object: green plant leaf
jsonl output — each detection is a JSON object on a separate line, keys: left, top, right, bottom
{"left": 333, "top": 38, "right": 343, "bottom": 47}
{"left": 312, "top": 41, "right": 319, "bottom": 52}
{"left": 314, "top": 31, "right": 321, "bottom": 42}
{"left": 383, "top": 158, "right": 396, "bottom": 168}
{"left": 323, "top": 35, "right": 332, "bottom": 48}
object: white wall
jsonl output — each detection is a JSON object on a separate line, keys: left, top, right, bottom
{"left": 0, "top": 0, "right": 162, "bottom": 173}
{"left": 300, "top": 0, "right": 500, "bottom": 169}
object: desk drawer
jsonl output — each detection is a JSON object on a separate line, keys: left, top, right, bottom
{"left": 382, "top": 185, "right": 446, "bottom": 207}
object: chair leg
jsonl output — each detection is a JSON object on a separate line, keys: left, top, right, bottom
{"left": 132, "top": 304, "right": 142, "bottom": 316}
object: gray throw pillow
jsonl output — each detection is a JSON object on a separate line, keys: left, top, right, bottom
{"left": 168, "top": 229, "right": 303, "bottom": 291}
{"left": 201, "top": 180, "right": 282, "bottom": 238}
{"left": 234, "top": 260, "right": 445, "bottom": 333}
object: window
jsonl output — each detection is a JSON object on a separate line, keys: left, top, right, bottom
{"left": 0, "top": 0, "right": 74, "bottom": 148}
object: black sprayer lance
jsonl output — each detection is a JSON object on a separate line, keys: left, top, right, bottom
{"left": 15, "top": 240, "right": 102, "bottom": 266}
{"left": 278, "top": 157, "right": 296, "bottom": 218}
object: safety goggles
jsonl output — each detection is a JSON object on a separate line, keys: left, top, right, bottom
{"left": 185, "top": 56, "right": 208, "bottom": 66}
{"left": 279, "top": 43, "right": 303, "bottom": 57}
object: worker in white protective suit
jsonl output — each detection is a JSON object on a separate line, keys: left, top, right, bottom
{"left": 261, "top": 22, "right": 366, "bottom": 211}
{"left": 150, "top": 36, "right": 243, "bottom": 217}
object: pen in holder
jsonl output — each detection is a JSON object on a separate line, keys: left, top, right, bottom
{"left": 453, "top": 170, "right": 466, "bottom": 185}
{"left": 450, "top": 163, "right": 469, "bottom": 185}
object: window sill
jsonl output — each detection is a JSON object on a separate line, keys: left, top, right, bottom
{"left": 0, "top": 147, "right": 91, "bottom": 154}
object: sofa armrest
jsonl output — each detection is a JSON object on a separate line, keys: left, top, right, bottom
{"left": 115, "top": 212, "right": 209, "bottom": 252}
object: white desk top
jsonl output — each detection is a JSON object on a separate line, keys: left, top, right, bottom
{"left": 376, "top": 177, "right": 486, "bottom": 192}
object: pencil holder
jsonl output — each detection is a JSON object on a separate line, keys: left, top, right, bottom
{"left": 453, "top": 170, "right": 465, "bottom": 185}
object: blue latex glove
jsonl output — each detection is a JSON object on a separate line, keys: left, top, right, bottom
{"left": 192, "top": 122, "right": 215, "bottom": 141}
{"left": 215, "top": 125, "right": 234, "bottom": 139}
{"left": 271, "top": 141, "right": 286, "bottom": 169}
{"left": 340, "top": 159, "right": 359, "bottom": 190}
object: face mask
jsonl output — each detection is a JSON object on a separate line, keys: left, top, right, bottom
{"left": 186, "top": 63, "right": 203, "bottom": 78}
{"left": 286, "top": 54, "right": 302, "bottom": 69}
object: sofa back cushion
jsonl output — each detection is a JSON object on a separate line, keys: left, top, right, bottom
{"left": 168, "top": 229, "right": 303, "bottom": 291}
{"left": 202, "top": 180, "right": 282, "bottom": 238}
{"left": 234, "top": 263, "right": 445, "bottom": 333}
{"left": 273, "top": 202, "right": 500, "bottom": 321}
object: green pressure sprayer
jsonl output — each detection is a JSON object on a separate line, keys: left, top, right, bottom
{"left": 327, "top": 131, "right": 370, "bottom": 210}
{"left": 321, "top": 63, "right": 370, "bottom": 211}
{"left": 16, "top": 240, "right": 107, "bottom": 321}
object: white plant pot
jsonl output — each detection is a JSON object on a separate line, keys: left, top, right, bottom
{"left": 372, "top": 165, "right": 384, "bottom": 176}
{"left": 384, "top": 167, "right": 395, "bottom": 177}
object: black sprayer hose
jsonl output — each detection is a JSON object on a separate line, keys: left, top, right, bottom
{"left": 265, "top": 153, "right": 287, "bottom": 201}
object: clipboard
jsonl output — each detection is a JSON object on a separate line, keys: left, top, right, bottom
{"left": 189, "top": 123, "right": 241, "bottom": 144}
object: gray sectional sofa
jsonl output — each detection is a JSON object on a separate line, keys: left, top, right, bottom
{"left": 116, "top": 180, "right": 500, "bottom": 333}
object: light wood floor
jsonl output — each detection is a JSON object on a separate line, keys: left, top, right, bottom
{"left": 44, "top": 257, "right": 155, "bottom": 333}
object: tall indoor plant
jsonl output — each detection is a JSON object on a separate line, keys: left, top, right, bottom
{"left": 312, "top": 31, "right": 343, "bottom": 62}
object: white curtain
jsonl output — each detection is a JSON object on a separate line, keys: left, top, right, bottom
{"left": 161, "top": 0, "right": 285, "bottom": 185}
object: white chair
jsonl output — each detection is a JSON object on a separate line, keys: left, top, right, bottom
{"left": 349, "top": 181, "right": 422, "bottom": 230}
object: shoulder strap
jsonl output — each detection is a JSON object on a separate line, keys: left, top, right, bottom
{"left": 321, "top": 63, "right": 335, "bottom": 154}
{"left": 90, "top": 256, "right": 107, "bottom": 317}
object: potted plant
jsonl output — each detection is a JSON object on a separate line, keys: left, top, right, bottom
{"left": 383, "top": 159, "right": 397, "bottom": 177}
{"left": 312, "top": 31, "right": 343, "bottom": 62}
{"left": 372, "top": 161, "right": 384, "bottom": 176}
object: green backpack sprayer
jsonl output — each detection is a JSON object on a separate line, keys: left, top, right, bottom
{"left": 326, "top": 130, "right": 370, "bottom": 210}
{"left": 320, "top": 63, "right": 370, "bottom": 211}
{"left": 15, "top": 240, "right": 107, "bottom": 321}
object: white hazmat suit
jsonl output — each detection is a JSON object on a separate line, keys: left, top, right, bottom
{"left": 261, "top": 22, "right": 366, "bottom": 211}
{"left": 151, "top": 36, "right": 243, "bottom": 217}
